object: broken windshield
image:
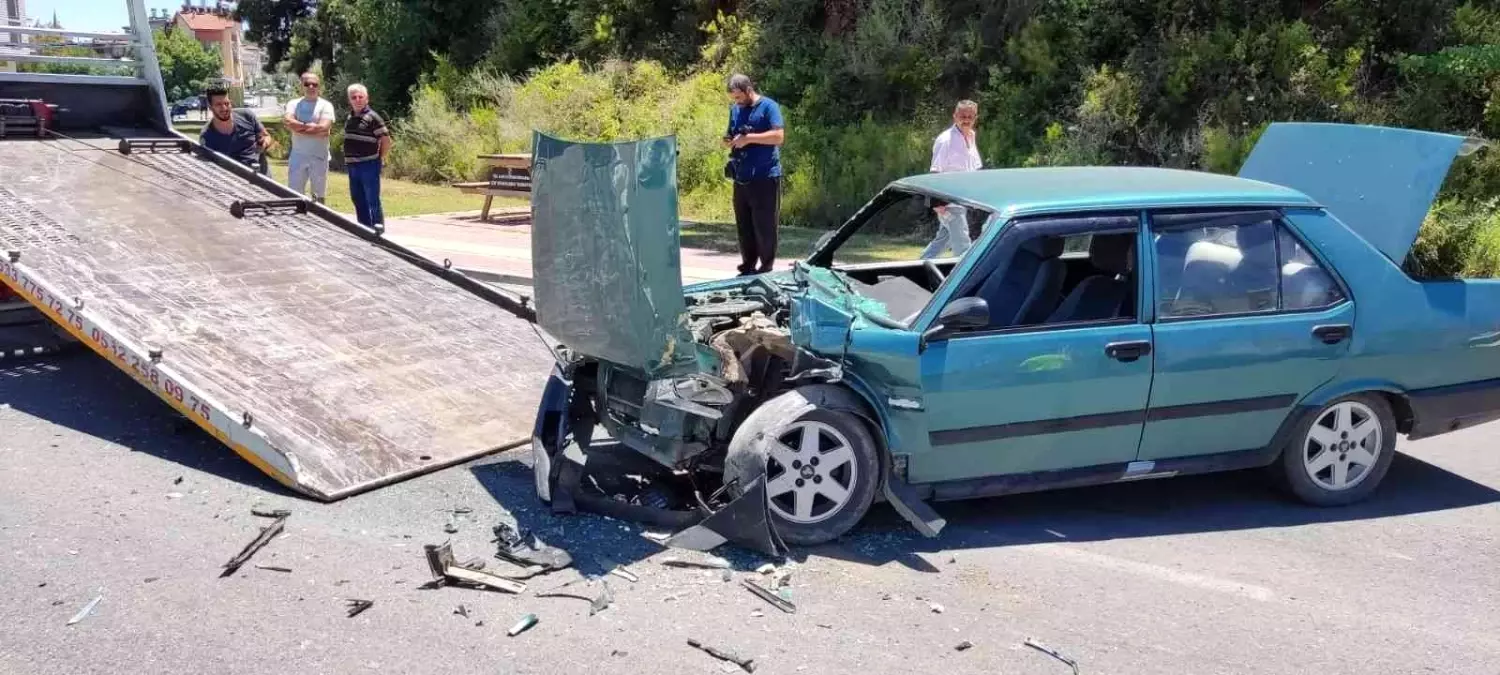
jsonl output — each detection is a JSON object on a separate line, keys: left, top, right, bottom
{"left": 811, "top": 189, "right": 994, "bottom": 268}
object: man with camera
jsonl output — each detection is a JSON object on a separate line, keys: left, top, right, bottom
{"left": 723, "top": 73, "right": 785, "bottom": 276}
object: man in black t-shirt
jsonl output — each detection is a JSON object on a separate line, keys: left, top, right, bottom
{"left": 200, "top": 85, "right": 273, "bottom": 174}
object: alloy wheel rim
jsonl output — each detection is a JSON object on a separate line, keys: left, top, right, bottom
{"left": 1303, "top": 401, "right": 1382, "bottom": 491}
{"left": 764, "top": 420, "right": 858, "bottom": 524}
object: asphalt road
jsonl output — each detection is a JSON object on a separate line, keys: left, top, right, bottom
{"left": 3, "top": 350, "right": 1498, "bottom": 675}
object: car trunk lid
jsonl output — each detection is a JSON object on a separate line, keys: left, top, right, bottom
{"left": 1237, "top": 122, "right": 1481, "bottom": 264}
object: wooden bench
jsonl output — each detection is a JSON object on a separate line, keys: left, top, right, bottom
{"left": 452, "top": 153, "right": 531, "bottom": 222}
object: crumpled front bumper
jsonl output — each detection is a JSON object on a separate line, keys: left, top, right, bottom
{"left": 529, "top": 366, "right": 786, "bottom": 556}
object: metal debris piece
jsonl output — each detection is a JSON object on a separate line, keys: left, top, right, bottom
{"left": 66, "top": 595, "right": 102, "bottom": 626}
{"left": 741, "top": 578, "right": 796, "bottom": 614}
{"left": 1024, "top": 638, "right": 1080, "bottom": 675}
{"left": 493, "top": 523, "right": 572, "bottom": 572}
{"left": 452, "top": 507, "right": 473, "bottom": 515}
{"left": 955, "top": 640, "right": 973, "bottom": 652}
{"left": 608, "top": 565, "right": 639, "bottom": 583}
{"left": 930, "top": 602, "right": 945, "bottom": 614}
{"left": 444, "top": 523, "right": 459, "bottom": 534}
{"left": 755, "top": 563, "right": 776, "bottom": 575}
{"left": 454, "top": 605, "right": 469, "bottom": 618}
{"left": 345, "top": 599, "right": 374, "bottom": 618}
{"left": 507, "top": 613, "right": 538, "bottom": 636}
{"left": 251, "top": 508, "right": 292, "bottom": 518}
{"left": 641, "top": 531, "right": 671, "bottom": 545}
{"left": 173, "top": 476, "right": 183, "bottom": 485}
{"left": 661, "top": 555, "right": 731, "bottom": 570}
{"left": 687, "top": 638, "right": 756, "bottom": 673}
{"left": 254, "top": 565, "right": 292, "bottom": 573}
{"left": 537, "top": 579, "right": 614, "bottom": 615}
{"left": 424, "top": 542, "right": 526, "bottom": 594}
{"left": 222, "top": 514, "right": 287, "bottom": 577}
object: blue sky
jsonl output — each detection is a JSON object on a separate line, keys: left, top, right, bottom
{"left": 24, "top": 1, "right": 190, "bottom": 33}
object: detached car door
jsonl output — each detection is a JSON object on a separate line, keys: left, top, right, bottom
{"left": 915, "top": 212, "right": 1154, "bottom": 483}
{"left": 1137, "top": 209, "right": 1354, "bottom": 461}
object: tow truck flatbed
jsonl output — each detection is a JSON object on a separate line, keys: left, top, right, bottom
{"left": 0, "top": 132, "right": 555, "bottom": 499}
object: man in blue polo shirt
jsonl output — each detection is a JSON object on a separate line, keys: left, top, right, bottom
{"left": 723, "top": 73, "right": 785, "bottom": 275}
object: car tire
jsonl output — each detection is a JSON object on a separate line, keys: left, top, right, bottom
{"left": 724, "top": 388, "right": 881, "bottom": 546}
{"left": 1277, "top": 393, "right": 1398, "bottom": 506}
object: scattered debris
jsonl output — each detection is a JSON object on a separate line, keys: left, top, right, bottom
{"left": 254, "top": 565, "right": 292, "bottom": 573}
{"left": 251, "top": 508, "right": 291, "bottom": 519}
{"left": 687, "top": 638, "right": 756, "bottom": 673}
{"left": 641, "top": 531, "right": 671, "bottom": 545}
{"left": 454, "top": 605, "right": 469, "bottom": 618}
{"left": 443, "top": 523, "right": 459, "bottom": 534}
{"left": 222, "top": 513, "right": 287, "bottom": 577}
{"left": 1024, "top": 638, "right": 1080, "bottom": 675}
{"left": 537, "top": 578, "right": 614, "bottom": 615}
{"left": 424, "top": 542, "right": 526, "bottom": 594}
{"left": 611, "top": 650, "right": 628, "bottom": 657}
{"left": 741, "top": 578, "right": 796, "bottom": 614}
{"left": 166, "top": 492, "right": 184, "bottom": 500}
{"left": 507, "top": 613, "right": 538, "bottom": 636}
{"left": 750, "top": 609, "right": 764, "bottom": 618}
{"left": 955, "top": 640, "right": 973, "bottom": 652}
{"left": 770, "top": 569, "right": 793, "bottom": 589}
{"left": 929, "top": 602, "right": 945, "bottom": 614}
{"left": 661, "top": 555, "right": 731, "bottom": 570}
{"left": 608, "top": 565, "right": 639, "bottom": 583}
{"left": 816, "top": 623, "right": 833, "bottom": 629}
{"left": 754, "top": 563, "right": 776, "bottom": 575}
{"left": 721, "top": 569, "right": 732, "bottom": 582}
{"left": 451, "top": 507, "right": 473, "bottom": 515}
{"left": 37, "top": 582, "right": 45, "bottom": 588}
{"left": 173, "top": 476, "right": 183, "bottom": 485}
{"left": 66, "top": 595, "right": 102, "bottom": 626}
{"left": 143, "top": 577, "right": 159, "bottom": 584}
{"left": 493, "top": 523, "right": 572, "bottom": 572}
{"left": 345, "top": 599, "right": 374, "bottom": 618}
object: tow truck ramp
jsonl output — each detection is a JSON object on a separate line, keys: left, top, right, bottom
{"left": 0, "top": 132, "right": 556, "bottom": 499}
{"left": 0, "top": 4, "right": 555, "bottom": 498}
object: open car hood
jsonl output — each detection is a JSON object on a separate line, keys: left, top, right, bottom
{"left": 1238, "top": 122, "right": 1480, "bottom": 263}
{"left": 530, "top": 131, "right": 695, "bottom": 376}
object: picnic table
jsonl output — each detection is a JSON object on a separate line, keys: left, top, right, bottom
{"left": 452, "top": 153, "right": 531, "bottom": 222}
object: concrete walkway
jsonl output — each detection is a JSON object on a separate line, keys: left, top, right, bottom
{"left": 382, "top": 209, "right": 745, "bottom": 285}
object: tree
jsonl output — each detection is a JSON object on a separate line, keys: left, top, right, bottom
{"left": 154, "top": 27, "right": 224, "bottom": 102}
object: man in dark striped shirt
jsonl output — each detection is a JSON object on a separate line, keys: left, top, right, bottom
{"left": 343, "top": 83, "right": 393, "bottom": 229}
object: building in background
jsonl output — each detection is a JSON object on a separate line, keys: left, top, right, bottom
{"left": 1, "top": 0, "right": 25, "bottom": 72}
{"left": 171, "top": 1, "right": 244, "bottom": 87}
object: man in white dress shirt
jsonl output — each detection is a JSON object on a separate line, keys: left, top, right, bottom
{"left": 920, "top": 100, "right": 982, "bottom": 259}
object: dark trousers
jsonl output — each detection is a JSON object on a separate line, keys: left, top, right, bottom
{"left": 348, "top": 159, "right": 385, "bottom": 227}
{"left": 733, "top": 176, "right": 781, "bottom": 274}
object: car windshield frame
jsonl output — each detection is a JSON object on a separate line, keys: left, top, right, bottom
{"left": 805, "top": 186, "right": 996, "bottom": 268}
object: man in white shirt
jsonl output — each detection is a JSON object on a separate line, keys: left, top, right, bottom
{"left": 920, "top": 100, "right": 982, "bottom": 259}
{"left": 282, "top": 72, "right": 337, "bottom": 203}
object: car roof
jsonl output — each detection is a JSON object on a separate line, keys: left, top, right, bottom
{"left": 891, "top": 166, "right": 1320, "bottom": 217}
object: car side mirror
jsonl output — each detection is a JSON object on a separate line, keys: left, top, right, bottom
{"left": 921, "top": 297, "right": 989, "bottom": 347}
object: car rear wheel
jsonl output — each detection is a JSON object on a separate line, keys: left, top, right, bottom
{"left": 724, "top": 389, "right": 881, "bottom": 546}
{"left": 1278, "top": 394, "right": 1397, "bottom": 506}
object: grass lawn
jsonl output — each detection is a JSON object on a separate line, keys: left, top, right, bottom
{"left": 680, "top": 220, "right": 927, "bottom": 263}
{"left": 263, "top": 160, "right": 527, "bottom": 219}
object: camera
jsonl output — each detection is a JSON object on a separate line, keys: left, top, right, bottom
{"left": 724, "top": 124, "right": 752, "bottom": 179}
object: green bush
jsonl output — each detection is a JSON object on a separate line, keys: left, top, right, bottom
{"left": 1408, "top": 199, "right": 1500, "bottom": 279}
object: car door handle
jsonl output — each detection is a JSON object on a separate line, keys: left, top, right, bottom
{"left": 1105, "top": 340, "right": 1152, "bottom": 362}
{"left": 1312, "top": 324, "right": 1352, "bottom": 345}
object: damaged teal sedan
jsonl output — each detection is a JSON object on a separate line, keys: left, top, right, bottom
{"left": 529, "top": 122, "right": 1500, "bottom": 551}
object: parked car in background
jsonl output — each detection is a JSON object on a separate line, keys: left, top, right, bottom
{"left": 530, "top": 122, "right": 1500, "bottom": 547}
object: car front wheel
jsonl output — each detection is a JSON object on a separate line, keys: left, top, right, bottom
{"left": 1278, "top": 393, "right": 1397, "bottom": 506}
{"left": 724, "top": 388, "right": 881, "bottom": 546}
